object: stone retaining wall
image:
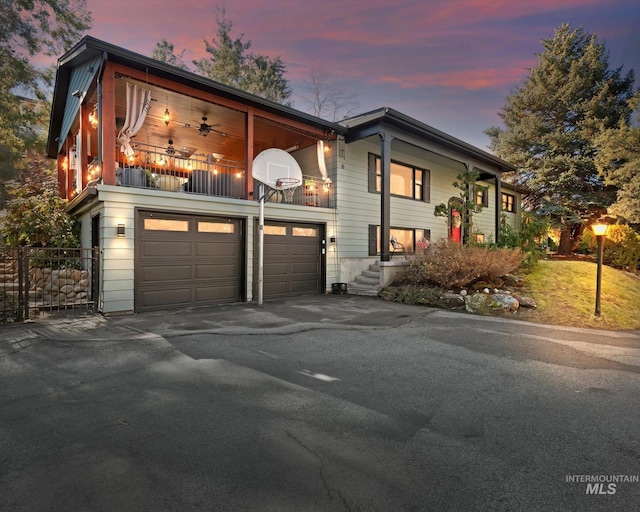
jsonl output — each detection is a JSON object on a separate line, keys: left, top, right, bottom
{"left": 1, "top": 256, "right": 91, "bottom": 307}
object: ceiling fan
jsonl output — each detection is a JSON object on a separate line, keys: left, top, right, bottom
{"left": 183, "top": 115, "right": 225, "bottom": 137}
{"left": 166, "top": 139, "right": 197, "bottom": 158}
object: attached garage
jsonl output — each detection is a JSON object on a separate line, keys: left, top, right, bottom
{"left": 136, "top": 210, "right": 244, "bottom": 312}
{"left": 255, "top": 220, "right": 325, "bottom": 299}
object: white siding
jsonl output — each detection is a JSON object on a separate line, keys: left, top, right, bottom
{"left": 473, "top": 180, "right": 497, "bottom": 242}
{"left": 334, "top": 137, "right": 469, "bottom": 260}
{"left": 95, "top": 185, "right": 338, "bottom": 313}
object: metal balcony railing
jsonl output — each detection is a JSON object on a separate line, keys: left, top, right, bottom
{"left": 106, "top": 142, "right": 333, "bottom": 207}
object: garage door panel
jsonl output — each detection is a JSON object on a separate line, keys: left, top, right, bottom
{"left": 263, "top": 282, "right": 288, "bottom": 296}
{"left": 140, "top": 241, "right": 192, "bottom": 258}
{"left": 140, "top": 288, "right": 192, "bottom": 307}
{"left": 141, "top": 265, "right": 192, "bottom": 282}
{"left": 264, "top": 244, "right": 290, "bottom": 257}
{"left": 195, "top": 264, "right": 240, "bottom": 279}
{"left": 291, "top": 262, "right": 319, "bottom": 275}
{"left": 264, "top": 262, "right": 289, "bottom": 276}
{"left": 291, "top": 245, "right": 318, "bottom": 256}
{"left": 291, "top": 280, "right": 319, "bottom": 293}
{"left": 195, "top": 285, "right": 239, "bottom": 302}
{"left": 137, "top": 212, "right": 243, "bottom": 312}
{"left": 196, "top": 241, "right": 239, "bottom": 257}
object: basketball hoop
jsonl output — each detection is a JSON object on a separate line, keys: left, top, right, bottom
{"left": 275, "top": 177, "right": 300, "bottom": 203}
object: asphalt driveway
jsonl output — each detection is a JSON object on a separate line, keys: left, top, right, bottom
{"left": 2, "top": 295, "right": 639, "bottom": 511}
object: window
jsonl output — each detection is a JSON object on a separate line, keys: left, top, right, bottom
{"left": 368, "top": 225, "right": 431, "bottom": 256}
{"left": 476, "top": 186, "right": 489, "bottom": 207}
{"left": 198, "top": 222, "right": 235, "bottom": 233}
{"left": 502, "top": 192, "right": 515, "bottom": 213}
{"left": 292, "top": 227, "right": 317, "bottom": 237}
{"left": 144, "top": 218, "right": 189, "bottom": 232}
{"left": 368, "top": 154, "right": 430, "bottom": 202}
{"left": 264, "top": 225, "right": 287, "bottom": 235}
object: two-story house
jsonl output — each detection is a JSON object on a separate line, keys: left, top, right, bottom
{"left": 47, "top": 37, "right": 518, "bottom": 314}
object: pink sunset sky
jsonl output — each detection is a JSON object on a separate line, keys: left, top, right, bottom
{"left": 69, "top": 0, "right": 639, "bottom": 150}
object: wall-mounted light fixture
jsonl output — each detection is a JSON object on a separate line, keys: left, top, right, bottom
{"left": 88, "top": 104, "right": 98, "bottom": 129}
{"left": 117, "top": 224, "right": 126, "bottom": 237}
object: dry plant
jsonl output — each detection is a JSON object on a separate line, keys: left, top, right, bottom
{"left": 395, "top": 242, "right": 525, "bottom": 289}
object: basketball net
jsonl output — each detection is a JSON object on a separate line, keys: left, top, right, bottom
{"left": 275, "top": 178, "right": 300, "bottom": 204}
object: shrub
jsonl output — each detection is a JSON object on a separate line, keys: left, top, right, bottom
{"left": 394, "top": 242, "right": 525, "bottom": 289}
{"left": 579, "top": 224, "right": 640, "bottom": 271}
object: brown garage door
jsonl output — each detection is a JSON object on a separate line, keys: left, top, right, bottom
{"left": 255, "top": 221, "right": 324, "bottom": 299}
{"left": 136, "top": 211, "right": 243, "bottom": 312}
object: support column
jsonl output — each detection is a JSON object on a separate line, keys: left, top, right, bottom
{"left": 101, "top": 62, "right": 116, "bottom": 186}
{"left": 380, "top": 132, "right": 392, "bottom": 262}
{"left": 246, "top": 107, "right": 254, "bottom": 200}
{"left": 495, "top": 176, "right": 502, "bottom": 244}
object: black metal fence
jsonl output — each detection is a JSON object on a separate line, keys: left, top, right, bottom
{"left": 0, "top": 247, "right": 99, "bottom": 324}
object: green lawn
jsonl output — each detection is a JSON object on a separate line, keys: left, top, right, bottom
{"left": 517, "top": 259, "right": 640, "bottom": 330}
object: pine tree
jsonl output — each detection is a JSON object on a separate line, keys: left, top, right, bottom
{"left": 595, "top": 95, "right": 640, "bottom": 224}
{"left": 192, "top": 6, "right": 291, "bottom": 104}
{"left": 0, "top": 0, "right": 91, "bottom": 205}
{"left": 152, "top": 39, "right": 189, "bottom": 70}
{"left": 486, "top": 24, "right": 636, "bottom": 252}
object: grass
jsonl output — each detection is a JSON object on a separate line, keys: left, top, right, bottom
{"left": 516, "top": 259, "right": 640, "bottom": 330}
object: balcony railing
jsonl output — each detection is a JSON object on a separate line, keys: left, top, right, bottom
{"left": 110, "top": 141, "right": 333, "bottom": 207}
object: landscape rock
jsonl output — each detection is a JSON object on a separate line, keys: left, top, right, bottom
{"left": 466, "top": 292, "right": 520, "bottom": 314}
{"left": 490, "top": 293, "right": 519, "bottom": 312}
{"left": 513, "top": 294, "right": 537, "bottom": 308}
{"left": 502, "top": 273, "right": 526, "bottom": 287}
{"left": 441, "top": 292, "right": 465, "bottom": 309}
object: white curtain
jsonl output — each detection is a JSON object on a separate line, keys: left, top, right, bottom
{"left": 317, "top": 140, "right": 331, "bottom": 184}
{"left": 117, "top": 82, "right": 151, "bottom": 157}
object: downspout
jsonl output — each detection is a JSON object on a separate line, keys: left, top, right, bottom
{"left": 95, "top": 51, "right": 107, "bottom": 313}
{"left": 379, "top": 131, "right": 392, "bottom": 261}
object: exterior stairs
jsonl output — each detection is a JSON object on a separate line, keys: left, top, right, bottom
{"left": 347, "top": 263, "right": 381, "bottom": 296}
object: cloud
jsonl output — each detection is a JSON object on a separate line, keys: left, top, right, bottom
{"left": 375, "top": 62, "right": 536, "bottom": 91}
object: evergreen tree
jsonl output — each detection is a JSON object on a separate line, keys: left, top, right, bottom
{"left": 595, "top": 95, "right": 640, "bottom": 224}
{"left": 152, "top": 39, "right": 189, "bottom": 70}
{"left": 485, "top": 24, "right": 636, "bottom": 252}
{"left": 192, "top": 6, "right": 291, "bottom": 104}
{"left": 0, "top": 0, "right": 91, "bottom": 205}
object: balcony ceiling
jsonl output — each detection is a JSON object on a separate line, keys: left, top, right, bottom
{"left": 114, "top": 77, "right": 319, "bottom": 165}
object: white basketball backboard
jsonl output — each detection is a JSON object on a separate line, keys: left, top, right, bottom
{"left": 252, "top": 148, "right": 303, "bottom": 189}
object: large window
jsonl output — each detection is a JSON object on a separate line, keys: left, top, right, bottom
{"left": 502, "top": 192, "right": 515, "bottom": 213}
{"left": 476, "top": 186, "right": 489, "bottom": 207}
{"left": 368, "top": 154, "right": 430, "bottom": 202}
{"left": 368, "top": 226, "right": 431, "bottom": 256}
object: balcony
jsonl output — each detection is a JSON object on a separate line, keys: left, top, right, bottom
{"left": 110, "top": 141, "right": 333, "bottom": 208}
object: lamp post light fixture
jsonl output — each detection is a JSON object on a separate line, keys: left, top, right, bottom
{"left": 591, "top": 221, "right": 609, "bottom": 316}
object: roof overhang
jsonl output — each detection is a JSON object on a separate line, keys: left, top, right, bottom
{"left": 342, "top": 107, "right": 515, "bottom": 174}
{"left": 47, "top": 36, "right": 345, "bottom": 158}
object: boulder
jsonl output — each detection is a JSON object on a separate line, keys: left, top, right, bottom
{"left": 502, "top": 273, "right": 525, "bottom": 287}
{"left": 513, "top": 294, "right": 537, "bottom": 308}
{"left": 466, "top": 292, "right": 520, "bottom": 314}
{"left": 489, "top": 293, "right": 519, "bottom": 312}
{"left": 465, "top": 293, "right": 491, "bottom": 314}
{"left": 441, "top": 292, "right": 465, "bottom": 309}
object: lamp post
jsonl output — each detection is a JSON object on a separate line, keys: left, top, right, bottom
{"left": 592, "top": 222, "right": 609, "bottom": 316}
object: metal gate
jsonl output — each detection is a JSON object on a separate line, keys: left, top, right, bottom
{"left": 0, "top": 247, "right": 99, "bottom": 324}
